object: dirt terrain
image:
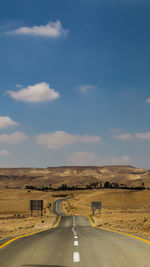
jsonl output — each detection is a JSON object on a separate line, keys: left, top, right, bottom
{"left": 63, "top": 189, "right": 150, "bottom": 240}
{"left": 0, "top": 165, "right": 150, "bottom": 188}
{"left": 1, "top": 186, "right": 150, "bottom": 242}
{"left": 0, "top": 189, "right": 69, "bottom": 241}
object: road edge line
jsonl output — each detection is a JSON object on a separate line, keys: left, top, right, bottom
{"left": 0, "top": 216, "right": 61, "bottom": 250}
{"left": 88, "top": 216, "right": 95, "bottom": 227}
{"left": 98, "top": 226, "right": 150, "bottom": 245}
{"left": 53, "top": 215, "right": 61, "bottom": 228}
{"left": 88, "top": 216, "right": 150, "bottom": 245}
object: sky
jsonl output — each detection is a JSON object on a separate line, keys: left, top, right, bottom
{"left": 0, "top": 0, "right": 150, "bottom": 168}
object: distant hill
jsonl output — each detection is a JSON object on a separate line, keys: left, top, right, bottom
{"left": 0, "top": 165, "right": 150, "bottom": 188}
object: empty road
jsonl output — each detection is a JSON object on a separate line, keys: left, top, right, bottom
{"left": 0, "top": 198, "right": 150, "bottom": 267}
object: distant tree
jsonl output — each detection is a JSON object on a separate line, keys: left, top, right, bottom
{"left": 86, "top": 184, "right": 92, "bottom": 189}
{"left": 99, "top": 182, "right": 102, "bottom": 188}
{"left": 49, "top": 184, "right": 52, "bottom": 189}
{"left": 104, "top": 181, "right": 111, "bottom": 189}
{"left": 60, "top": 184, "right": 68, "bottom": 190}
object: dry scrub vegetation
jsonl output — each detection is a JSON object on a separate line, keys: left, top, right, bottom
{"left": 1, "top": 188, "right": 150, "bottom": 242}
{"left": 0, "top": 189, "right": 64, "bottom": 241}
{"left": 63, "top": 189, "right": 150, "bottom": 240}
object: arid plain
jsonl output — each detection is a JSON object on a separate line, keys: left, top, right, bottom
{"left": 0, "top": 189, "right": 61, "bottom": 241}
{"left": 63, "top": 189, "right": 150, "bottom": 240}
{"left": 0, "top": 165, "right": 150, "bottom": 242}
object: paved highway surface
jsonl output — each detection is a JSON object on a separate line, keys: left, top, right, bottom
{"left": 1, "top": 198, "right": 150, "bottom": 267}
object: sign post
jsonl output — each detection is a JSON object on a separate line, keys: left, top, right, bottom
{"left": 30, "top": 200, "right": 44, "bottom": 217}
{"left": 91, "top": 201, "right": 102, "bottom": 215}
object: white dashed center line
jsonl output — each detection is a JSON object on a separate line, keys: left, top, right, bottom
{"left": 74, "top": 240, "right": 78, "bottom": 246}
{"left": 72, "top": 216, "right": 80, "bottom": 263}
{"left": 73, "top": 252, "right": 80, "bottom": 262}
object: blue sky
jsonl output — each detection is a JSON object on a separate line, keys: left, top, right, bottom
{"left": 0, "top": 0, "right": 150, "bottom": 168}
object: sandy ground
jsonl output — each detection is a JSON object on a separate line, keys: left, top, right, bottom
{"left": 1, "top": 188, "right": 150, "bottom": 241}
{"left": 0, "top": 189, "right": 69, "bottom": 241}
{"left": 0, "top": 215, "right": 56, "bottom": 240}
{"left": 63, "top": 189, "right": 150, "bottom": 240}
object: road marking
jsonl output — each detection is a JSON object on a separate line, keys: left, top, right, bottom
{"left": 0, "top": 216, "right": 61, "bottom": 249}
{"left": 53, "top": 216, "right": 61, "bottom": 228}
{"left": 72, "top": 228, "right": 77, "bottom": 235}
{"left": 72, "top": 216, "right": 80, "bottom": 262}
{"left": 72, "top": 217, "right": 77, "bottom": 238}
{"left": 73, "top": 252, "right": 80, "bottom": 262}
{"left": 99, "top": 227, "right": 150, "bottom": 245}
{"left": 88, "top": 216, "right": 95, "bottom": 227}
{"left": 74, "top": 240, "right": 78, "bottom": 246}
{"left": 87, "top": 216, "right": 150, "bottom": 245}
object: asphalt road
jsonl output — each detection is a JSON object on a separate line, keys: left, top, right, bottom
{"left": 1, "top": 198, "right": 150, "bottom": 267}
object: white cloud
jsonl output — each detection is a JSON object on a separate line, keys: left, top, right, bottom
{"left": 114, "top": 133, "right": 133, "bottom": 140}
{"left": 6, "top": 82, "right": 60, "bottom": 103}
{"left": 111, "top": 155, "right": 132, "bottom": 163}
{"left": 114, "top": 131, "right": 150, "bottom": 141}
{"left": 0, "top": 131, "right": 28, "bottom": 144}
{"left": 99, "top": 155, "right": 132, "bottom": 165}
{"left": 0, "top": 150, "right": 11, "bottom": 156}
{"left": 7, "top": 20, "right": 69, "bottom": 38}
{"left": 135, "top": 132, "right": 150, "bottom": 140}
{"left": 79, "top": 84, "right": 96, "bottom": 93}
{"left": 146, "top": 98, "right": 150, "bottom": 104}
{"left": 68, "top": 151, "right": 97, "bottom": 165}
{"left": 36, "top": 131, "right": 101, "bottom": 149}
{"left": 0, "top": 116, "right": 19, "bottom": 129}
{"left": 68, "top": 153, "right": 132, "bottom": 166}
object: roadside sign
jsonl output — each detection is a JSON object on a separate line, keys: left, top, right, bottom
{"left": 30, "top": 200, "right": 43, "bottom": 217}
{"left": 91, "top": 201, "right": 101, "bottom": 215}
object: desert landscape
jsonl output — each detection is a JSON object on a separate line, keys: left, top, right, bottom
{"left": 0, "top": 165, "right": 149, "bottom": 188}
{"left": 63, "top": 189, "right": 150, "bottom": 240}
{"left": 0, "top": 188, "right": 70, "bottom": 242}
{"left": 0, "top": 165, "right": 150, "bottom": 242}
